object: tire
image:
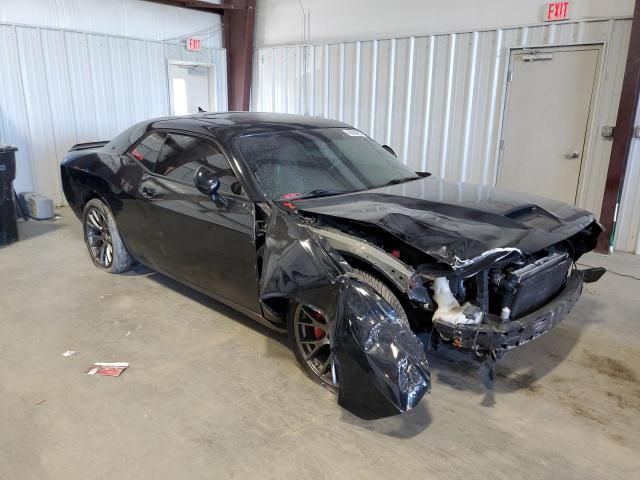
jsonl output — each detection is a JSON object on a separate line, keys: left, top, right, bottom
{"left": 287, "top": 269, "right": 409, "bottom": 391}
{"left": 82, "top": 198, "right": 133, "bottom": 274}
{"left": 352, "top": 268, "right": 410, "bottom": 326}
{"left": 287, "top": 301, "right": 337, "bottom": 393}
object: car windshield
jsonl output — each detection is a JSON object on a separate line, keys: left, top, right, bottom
{"left": 235, "top": 128, "right": 420, "bottom": 200}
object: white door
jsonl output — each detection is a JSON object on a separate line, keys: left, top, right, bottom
{"left": 497, "top": 47, "right": 599, "bottom": 205}
{"left": 168, "top": 63, "right": 214, "bottom": 115}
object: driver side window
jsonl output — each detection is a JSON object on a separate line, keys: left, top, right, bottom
{"left": 154, "top": 133, "right": 241, "bottom": 195}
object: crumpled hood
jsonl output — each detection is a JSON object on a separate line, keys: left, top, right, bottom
{"left": 290, "top": 176, "right": 598, "bottom": 267}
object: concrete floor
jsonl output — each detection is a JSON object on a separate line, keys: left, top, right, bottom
{"left": 1, "top": 209, "right": 639, "bottom": 480}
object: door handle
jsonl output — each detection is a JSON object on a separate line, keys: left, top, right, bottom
{"left": 565, "top": 151, "right": 581, "bottom": 159}
{"left": 141, "top": 186, "right": 157, "bottom": 198}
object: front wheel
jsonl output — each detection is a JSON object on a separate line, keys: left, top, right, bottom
{"left": 82, "top": 198, "right": 133, "bottom": 274}
{"left": 288, "top": 269, "right": 410, "bottom": 391}
{"left": 352, "top": 269, "right": 409, "bottom": 326}
{"left": 288, "top": 302, "right": 337, "bottom": 392}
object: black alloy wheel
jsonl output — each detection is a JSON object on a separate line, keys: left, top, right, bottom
{"left": 85, "top": 206, "right": 113, "bottom": 268}
{"left": 82, "top": 198, "right": 133, "bottom": 274}
{"left": 290, "top": 304, "right": 337, "bottom": 392}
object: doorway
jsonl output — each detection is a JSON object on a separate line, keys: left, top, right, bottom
{"left": 168, "top": 61, "right": 216, "bottom": 116}
{"left": 497, "top": 45, "right": 601, "bottom": 205}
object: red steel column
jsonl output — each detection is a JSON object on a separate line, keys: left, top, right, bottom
{"left": 223, "top": 0, "right": 256, "bottom": 111}
{"left": 597, "top": 0, "right": 640, "bottom": 252}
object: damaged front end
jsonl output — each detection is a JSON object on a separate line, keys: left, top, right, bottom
{"left": 413, "top": 220, "right": 605, "bottom": 358}
{"left": 257, "top": 179, "right": 606, "bottom": 419}
{"left": 306, "top": 217, "right": 604, "bottom": 361}
{"left": 284, "top": 182, "right": 605, "bottom": 363}
{"left": 423, "top": 249, "right": 580, "bottom": 357}
{"left": 259, "top": 205, "right": 431, "bottom": 419}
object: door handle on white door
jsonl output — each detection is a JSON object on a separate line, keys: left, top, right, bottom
{"left": 565, "top": 151, "right": 580, "bottom": 159}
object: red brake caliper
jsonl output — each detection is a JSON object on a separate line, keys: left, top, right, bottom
{"left": 311, "top": 311, "right": 325, "bottom": 339}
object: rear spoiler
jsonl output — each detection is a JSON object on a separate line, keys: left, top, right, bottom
{"left": 69, "top": 141, "right": 109, "bottom": 151}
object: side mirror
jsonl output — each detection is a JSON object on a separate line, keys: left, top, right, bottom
{"left": 382, "top": 145, "right": 397, "bottom": 157}
{"left": 195, "top": 166, "right": 227, "bottom": 206}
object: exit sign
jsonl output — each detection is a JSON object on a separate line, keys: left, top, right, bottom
{"left": 186, "top": 38, "right": 202, "bottom": 51}
{"left": 545, "top": 2, "right": 571, "bottom": 22}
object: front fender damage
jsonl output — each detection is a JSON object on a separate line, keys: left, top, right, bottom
{"left": 260, "top": 206, "right": 431, "bottom": 419}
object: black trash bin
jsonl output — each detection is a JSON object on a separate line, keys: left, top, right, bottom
{"left": 0, "top": 145, "right": 19, "bottom": 246}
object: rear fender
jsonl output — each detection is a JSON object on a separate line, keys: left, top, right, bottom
{"left": 62, "top": 167, "right": 121, "bottom": 219}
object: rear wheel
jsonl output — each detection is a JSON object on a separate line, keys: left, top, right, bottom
{"left": 82, "top": 198, "right": 133, "bottom": 274}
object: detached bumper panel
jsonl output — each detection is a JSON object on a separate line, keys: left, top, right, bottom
{"left": 434, "top": 270, "right": 584, "bottom": 355}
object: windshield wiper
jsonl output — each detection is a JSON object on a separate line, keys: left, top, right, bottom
{"left": 382, "top": 176, "right": 420, "bottom": 187}
{"left": 281, "top": 189, "right": 346, "bottom": 200}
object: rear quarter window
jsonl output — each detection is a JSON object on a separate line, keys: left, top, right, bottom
{"left": 129, "top": 132, "right": 166, "bottom": 171}
{"left": 104, "top": 121, "right": 149, "bottom": 154}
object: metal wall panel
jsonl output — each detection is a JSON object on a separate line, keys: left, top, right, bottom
{"left": 0, "top": 0, "right": 223, "bottom": 48}
{"left": 252, "top": 19, "right": 636, "bottom": 251}
{"left": 615, "top": 99, "right": 640, "bottom": 254}
{"left": 0, "top": 23, "right": 227, "bottom": 205}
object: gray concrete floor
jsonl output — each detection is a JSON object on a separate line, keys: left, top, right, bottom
{"left": 1, "top": 208, "right": 639, "bottom": 480}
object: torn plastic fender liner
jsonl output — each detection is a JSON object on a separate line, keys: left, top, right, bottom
{"left": 260, "top": 206, "right": 431, "bottom": 419}
{"left": 333, "top": 280, "right": 431, "bottom": 419}
{"left": 259, "top": 203, "right": 346, "bottom": 317}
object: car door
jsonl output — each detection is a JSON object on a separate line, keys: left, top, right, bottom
{"left": 117, "top": 131, "right": 168, "bottom": 267}
{"left": 139, "top": 132, "right": 261, "bottom": 313}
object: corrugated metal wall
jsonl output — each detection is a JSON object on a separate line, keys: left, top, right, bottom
{"left": 252, "top": 18, "right": 637, "bottom": 251}
{"left": 0, "top": 23, "right": 227, "bottom": 205}
{"left": 614, "top": 99, "right": 640, "bottom": 254}
{"left": 0, "top": 0, "right": 223, "bottom": 47}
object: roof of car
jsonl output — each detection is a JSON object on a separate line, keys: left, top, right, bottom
{"left": 148, "top": 112, "right": 353, "bottom": 144}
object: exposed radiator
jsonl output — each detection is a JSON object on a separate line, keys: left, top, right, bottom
{"left": 493, "top": 252, "right": 571, "bottom": 319}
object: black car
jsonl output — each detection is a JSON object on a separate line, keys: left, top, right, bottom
{"left": 61, "top": 112, "right": 605, "bottom": 419}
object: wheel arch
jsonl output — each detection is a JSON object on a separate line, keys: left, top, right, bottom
{"left": 78, "top": 175, "right": 115, "bottom": 211}
{"left": 340, "top": 251, "right": 406, "bottom": 295}
{"left": 339, "top": 251, "right": 427, "bottom": 328}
